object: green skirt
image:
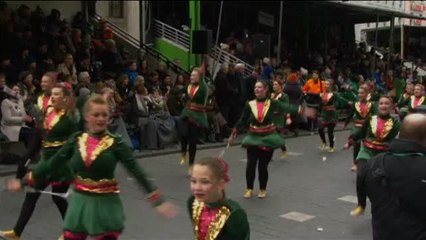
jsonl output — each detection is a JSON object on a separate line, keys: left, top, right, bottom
{"left": 64, "top": 191, "right": 125, "bottom": 235}
{"left": 241, "top": 131, "right": 284, "bottom": 149}
{"left": 42, "top": 147, "right": 74, "bottom": 182}
{"left": 356, "top": 145, "right": 383, "bottom": 161}
{"left": 181, "top": 108, "right": 208, "bottom": 128}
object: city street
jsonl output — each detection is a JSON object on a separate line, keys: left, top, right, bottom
{"left": 0, "top": 131, "right": 373, "bottom": 240}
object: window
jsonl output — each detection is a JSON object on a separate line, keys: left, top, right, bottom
{"left": 109, "top": 1, "right": 124, "bottom": 18}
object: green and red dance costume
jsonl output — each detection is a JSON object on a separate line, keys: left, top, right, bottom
{"left": 26, "top": 131, "right": 164, "bottom": 240}
{"left": 398, "top": 95, "right": 426, "bottom": 115}
{"left": 347, "top": 114, "right": 400, "bottom": 209}
{"left": 180, "top": 77, "right": 208, "bottom": 167}
{"left": 317, "top": 92, "right": 350, "bottom": 149}
{"left": 234, "top": 98, "right": 300, "bottom": 191}
{"left": 187, "top": 195, "right": 250, "bottom": 240}
{"left": 271, "top": 92, "right": 290, "bottom": 152}
{"left": 345, "top": 100, "right": 377, "bottom": 163}
{"left": 10, "top": 106, "right": 80, "bottom": 237}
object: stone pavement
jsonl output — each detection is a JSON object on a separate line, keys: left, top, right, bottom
{"left": 0, "top": 130, "right": 374, "bottom": 240}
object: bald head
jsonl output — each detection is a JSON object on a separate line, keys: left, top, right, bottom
{"left": 399, "top": 114, "right": 426, "bottom": 146}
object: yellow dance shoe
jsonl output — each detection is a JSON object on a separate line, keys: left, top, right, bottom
{"left": 258, "top": 190, "right": 267, "bottom": 198}
{"left": 350, "top": 206, "right": 365, "bottom": 216}
{"left": 179, "top": 152, "right": 187, "bottom": 165}
{"left": 280, "top": 150, "right": 288, "bottom": 159}
{"left": 243, "top": 189, "right": 253, "bottom": 198}
{"left": 0, "top": 229, "right": 20, "bottom": 240}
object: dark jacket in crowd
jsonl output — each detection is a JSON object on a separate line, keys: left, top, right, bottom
{"left": 214, "top": 70, "right": 236, "bottom": 106}
{"left": 283, "top": 81, "right": 303, "bottom": 105}
{"left": 364, "top": 139, "right": 426, "bottom": 240}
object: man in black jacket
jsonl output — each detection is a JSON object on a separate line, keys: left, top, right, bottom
{"left": 363, "top": 113, "right": 426, "bottom": 240}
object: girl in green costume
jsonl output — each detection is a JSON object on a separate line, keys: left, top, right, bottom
{"left": 231, "top": 80, "right": 301, "bottom": 199}
{"left": 344, "top": 96, "right": 400, "bottom": 217}
{"left": 1, "top": 83, "right": 80, "bottom": 240}
{"left": 179, "top": 67, "right": 209, "bottom": 174}
{"left": 344, "top": 86, "right": 377, "bottom": 171}
{"left": 317, "top": 80, "right": 351, "bottom": 153}
{"left": 398, "top": 83, "right": 426, "bottom": 115}
{"left": 271, "top": 80, "right": 291, "bottom": 158}
{"left": 189, "top": 157, "right": 249, "bottom": 240}
{"left": 6, "top": 95, "right": 177, "bottom": 240}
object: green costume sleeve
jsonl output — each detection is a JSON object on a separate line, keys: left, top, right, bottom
{"left": 235, "top": 102, "right": 251, "bottom": 131}
{"left": 351, "top": 116, "right": 370, "bottom": 141}
{"left": 398, "top": 95, "right": 409, "bottom": 108}
{"left": 226, "top": 209, "right": 250, "bottom": 240}
{"left": 282, "top": 93, "right": 289, "bottom": 104}
{"left": 275, "top": 100, "right": 299, "bottom": 116}
{"left": 187, "top": 195, "right": 195, "bottom": 222}
{"left": 389, "top": 117, "right": 401, "bottom": 139}
{"left": 334, "top": 92, "right": 351, "bottom": 109}
{"left": 32, "top": 131, "right": 80, "bottom": 182}
{"left": 114, "top": 136, "right": 163, "bottom": 206}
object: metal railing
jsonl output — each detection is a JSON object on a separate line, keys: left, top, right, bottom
{"left": 90, "top": 15, "right": 190, "bottom": 76}
{"left": 150, "top": 18, "right": 255, "bottom": 79}
{"left": 152, "top": 19, "right": 190, "bottom": 49}
{"left": 210, "top": 46, "right": 255, "bottom": 78}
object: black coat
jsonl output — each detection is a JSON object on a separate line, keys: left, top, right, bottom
{"left": 283, "top": 81, "right": 303, "bottom": 105}
{"left": 364, "top": 139, "right": 426, "bottom": 240}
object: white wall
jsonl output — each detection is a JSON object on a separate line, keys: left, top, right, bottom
{"left": 96, "top": 1, "right": 140, "bottom": 41}
{"left": 6, "top": 1, "right": 82, "bottom": 22}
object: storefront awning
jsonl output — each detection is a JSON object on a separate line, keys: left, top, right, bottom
{"left": 322, "top": 1, "right": 426, "bottom": 21}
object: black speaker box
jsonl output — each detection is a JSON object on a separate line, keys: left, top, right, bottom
{"left": 192, "top": 30, "right": 213, "bottom": 54}
{"left": 252, "top": 34, "right": 271, "bottom": 58}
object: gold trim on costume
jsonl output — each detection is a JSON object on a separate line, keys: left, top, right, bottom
{"left": 44, "top": 107, "right": 66, "bottom": 130}
{"left": 248, "top": 99, "right": 271, "bottom": 123}
{"left": 355, "top": 102, "right": 372, "bottom": 118}
{"left": 410, "top": 96, "right": 425, "bottom": 109}
{"left": 37, "top": 94, "right": 52, "bottom": 111}
{"left": 187, "top": 84, "right": 200, "bottom": 99}
{"left": 78, "top": 133, "right": 114, "bottom": 166}
{"left": 74, "top": 175, "right": 119, "bottom": 193}
{"left": 272, "top": 93, "right": 282, "bottom": 100}
{"left": 42, "top": 140, "right": 66, "bottom": 148}
{"left": 192, "top": 199, "right": 231, "bottom": 240}
{"left": 370, "top": 116, "right": 394, "bottom": 139}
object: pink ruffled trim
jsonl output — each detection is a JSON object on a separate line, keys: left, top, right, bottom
{"left": 64, "top": 230, "right": 122, "bottom": 240}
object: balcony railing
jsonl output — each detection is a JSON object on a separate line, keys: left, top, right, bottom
{"left": 152, "top": 19, "right": 190, "bottom": 49}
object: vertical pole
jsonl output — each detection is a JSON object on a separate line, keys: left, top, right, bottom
{"left": 139, "top": 1, "right": 144, "bottom": 47}
{"left": 212, "top": 0, "right": 224, "bottom": 76}
{"left": 189, "top": 0, "right": 201, "bottom": 68}
{"left": 324, "top": 12, "right": 328, "bottom": 57}
{"left": 387, "top": 16, "right": 395, "bottom": 75}
{"left": 372, "top": 14, "right": 379, "bottom": 76}
{"left": 277, "top": 1, "right": 284, "bottom": 64}
{"left": 400, "top": 24, "right": 404, "bottom": 59}
{"left": 305, "top": 3, "right": 310, "bottom": 52}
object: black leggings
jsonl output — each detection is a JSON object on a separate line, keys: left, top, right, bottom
{"left": 318, "top": 123, "right": 336, "bottom": 148}
{"left": 246, "top": 147, "right": 274, "bottom": 190}
{"left": 356, "top": 159, "right": 368, "bottom": 208}
{"left": 13, "top": 182, "right": 69, "bottom": 236}
{"left": 353, "top": 140, "right": 361, "bottom": 164}
{"left": 16, "top": 127, "right": 42, "bottom": 179}
{"left": 180, "top": 119, "right": 201, "bottom": 166}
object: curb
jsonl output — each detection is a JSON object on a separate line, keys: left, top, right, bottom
{"left": 133, "top": 127, "right": 350, "bottom": 158}
{"left": 0, "top": 128, "right": 350, "bottom": 177}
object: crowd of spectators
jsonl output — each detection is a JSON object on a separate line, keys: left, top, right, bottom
{"left": 0, "top": 2, "right": 424, "bottom": 156}
{"left": 0, "top": 2, "right": 196, "bottom": 152}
